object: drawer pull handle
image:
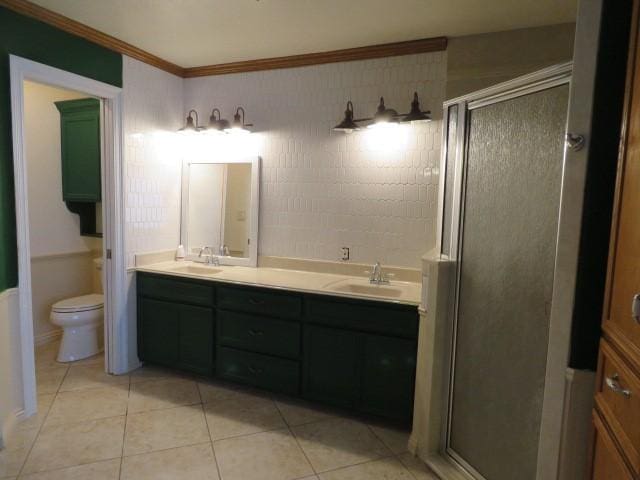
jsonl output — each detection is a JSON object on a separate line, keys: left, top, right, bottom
{"left": 248, "top": 329, "right": 264, "bottom": 336}
{"left": 248, "top": 365, "right": 263, "bottom": 375}
{"left": 605, "top": 374, "right": 632, "bottom": 398}
{"left": 249, "top": 298, "right": 265, "bottom": 306}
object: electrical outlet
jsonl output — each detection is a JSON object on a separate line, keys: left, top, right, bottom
{"left": 341, "top": 247, "right": 350, "bottom": 261}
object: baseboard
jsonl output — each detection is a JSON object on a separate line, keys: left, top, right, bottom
{"left": 1, "top": 408, "right": 24, "bottom": 450}
{"left": 34, "top": 329, "right": 62, "bottom": 347}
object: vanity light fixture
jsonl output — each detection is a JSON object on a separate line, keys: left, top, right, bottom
{"left": 368, "top": 97, "right": 399, "bottom": 129}
{"left": 179, "top": 109, "right": 205, "bottom": 133}
{"left": 208, "top": 108, "right": 230, "bottom": 132}
{"left": 333, "top": 101, "right": 363, "bottom": 132}
{"left": 225, "top": 106, "right": 253, "bottom": 134}
{"left": 333, "top": 92, "right": 431, "bottom": 133}
{"left": 401, "top": 92, "right": 431, "bottom": 123}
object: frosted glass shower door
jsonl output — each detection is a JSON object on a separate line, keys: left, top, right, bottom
{"left": 446, "top": 85, "right": 569, "bottom": 480}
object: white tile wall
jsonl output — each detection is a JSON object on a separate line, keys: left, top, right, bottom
{"left": 123, "top": 56, "right": 184, "bottom": 267}
{"left": 184, "top": 52, "right": 446, "bottom": 268}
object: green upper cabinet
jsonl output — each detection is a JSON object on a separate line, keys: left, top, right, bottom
{"left": 55, "top": 98, "right": 101, "bottom": 203}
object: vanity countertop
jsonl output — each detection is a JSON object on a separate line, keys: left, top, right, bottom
{"left": 136, "top": 261, "right": 422, "bottom": 306}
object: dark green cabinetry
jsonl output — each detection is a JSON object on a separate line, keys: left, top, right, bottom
{"left": 55, "top": 98, "right": 101, "bottom": 202}
{"left": 137, "top": 271, "right": 418, "bottom": 423}
{"left": 55, "top": 98, "right": 102, "bottom": 237}
{"left": 137, "top": 275, "right": 215, "bottom": 376}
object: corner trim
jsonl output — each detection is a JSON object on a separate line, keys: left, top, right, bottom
{"left": 0, "top": 0, "right": 447, "bottom": 78}
{"left": 0, "top": 0, "right": 184, "bottom": 77}
{"left": 182, "top": 37, "right": 448, "bottom": 77}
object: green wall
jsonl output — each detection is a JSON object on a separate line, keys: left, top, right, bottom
{"left": 0, "top": 7, "right": 122, "bottom": 292}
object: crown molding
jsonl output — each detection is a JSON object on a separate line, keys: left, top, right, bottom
{"left": 0, "top": 0, "right": 185, "bottom": 76}
{"left": 1, "top": 0, "right": 447, "bottom": 78}
{"left": 183, "top": 37, "right": 448, "bottom": 77}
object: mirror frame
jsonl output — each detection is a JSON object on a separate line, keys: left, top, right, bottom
{"left": 180, "top": 156, "right": 260, "bottom": 267}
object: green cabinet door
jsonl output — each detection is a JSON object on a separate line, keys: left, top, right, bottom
{"left": 138, "top": 298, "right": 180, "bottom": 367}
{"left": 361, "top": 334, "right": 417, "bottom": 422}
{"left": 55, "top": 98, "right": 101, "bottom": 202}
{"left": 303, "top": 325, "right": 360, "bottom": 409}
{"left": 138, "top": 297, "right": 214, "bottom": 375}
{"left": 178, "top": 303, "right": 214, "bottom": 375}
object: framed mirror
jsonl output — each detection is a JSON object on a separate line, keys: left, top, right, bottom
{"left": 180, "top": 156, "right": 260, "bottom": 267}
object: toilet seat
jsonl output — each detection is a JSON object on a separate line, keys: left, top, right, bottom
{"left": 52, "top": 294, "right": 104, "bottom": 313}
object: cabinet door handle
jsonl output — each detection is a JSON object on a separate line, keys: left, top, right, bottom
{"left": 605, "top": 374, "right": 632, "bottom": 398}
{"left": 248, "top": 329, "right": 264, "bottom": 336}
{"left": 249, "top": 298, "right": 265, "bottom": 306}
{"left": 632, "top": 293, "right": 640, "bottom": 324}
{"left": 248, "top": 365, "right": 263, "bottom": 375}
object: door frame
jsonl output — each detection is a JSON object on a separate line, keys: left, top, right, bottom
{"left": 437, "top": 62, "right": 574, "bottom": 480}
{"left": 9, "top": 55, "right": 127, "bottom": 418}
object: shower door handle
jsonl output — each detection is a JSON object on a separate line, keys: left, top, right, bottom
{"left": 565, "top": 133, "right": 585, "bottom": 152}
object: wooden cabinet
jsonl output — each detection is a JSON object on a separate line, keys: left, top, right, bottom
{"left": 55, "top": 98, "right": 101, "bottom": 203}
{"left": 137, "top": 277, "right": 215, "bottom": 376}
{"left": 591, "top": 2, "right": 640, "bottom": 476}
{"left": 303, "top": 325, "right": 361, "bottom": 409}
{"left": 137, "top": 272, "right": 419, "bottom": 423}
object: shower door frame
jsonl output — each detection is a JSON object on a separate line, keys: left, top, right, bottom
{"left": 438, "top": 62, "right": 574, "bottom": 480}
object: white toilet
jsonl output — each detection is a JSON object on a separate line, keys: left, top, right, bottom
{"left": 50, "top": 258, "right": 104, "bottom": 362}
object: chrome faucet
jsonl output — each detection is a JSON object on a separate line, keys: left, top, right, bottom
{"left": 219, "top": 244, "right": 230, "bottom": 256}
{"left": 369, "top": 261, "right": 390, "bottom": 284}
{"left": 198, "top": 246, "right": 219, "bottom": 266}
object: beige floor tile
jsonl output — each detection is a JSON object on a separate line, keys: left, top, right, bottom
{"left": 0, "top": 427, "right": 39, "bottom": 477}
{"left": 129, "top": 365, "right": 183, "bottom": 384}
{"left": 214, "top": 429, "right": 313, "bottom": 480}
{"left": 318, "top": 457, "right": 414, "bottom": 480}
{"left": 22, "top": 416, "right": 125, "bottom": 474}
{"left": 59, "top": 363, "right": 129, "bottom": 392}
{"left": 121, "top": 443, "right": 219, "bottom": 480}
{"left": 368, "top": 424, "right": 410, "bottom": 454}
{"left": 67, "top": 353, "right": 104, "bottom": 367}
{"left": 274, "top": 396, "right": 336, "bottom": 426}
{"left": 198, "top": 380, "right": 262, "bottom": 404}
{"left": 19, "top": 458, "right": 121, "bottom": 480}
{"left": 34, "top": 342, "right": 63, "bottom": 370}
{"left": 36, "top": 366, "right": 68, "bottom": 395}
{"left": 292, "top": 418, "right": 390, "bottom": 473}
{"left": 45, "top": 385, "right": 129, "bottom": 426}
{"left": 397, "top": 453, "right": 439, "bottom": 480}
{"left": 124, "top": 404, "right": 210, "bottom": 456}
{"left": 128, "top": 378, "right": 200, "bottom": 413}
{"left": 204, "top": 392, "right": 285, "bottom": 441}
{"left": 17, "top": 394, "right": 56, "bottom": 431}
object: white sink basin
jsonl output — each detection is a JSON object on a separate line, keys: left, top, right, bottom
{"left": 169, "top": 264, "right": 223, "bottom": 276}
{"left": 322, "top": 278, "right": 408, "bottom": 299}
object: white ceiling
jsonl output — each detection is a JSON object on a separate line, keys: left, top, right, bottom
{"left": 30, "top": 0, "right": 578, "bottom": 68}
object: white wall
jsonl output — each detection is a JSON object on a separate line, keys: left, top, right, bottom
{"left": 184, "top": 52, "right": 446, "bottom": 269}
{"left": 23, "top": 81, "right": 101, "bottom": 257}
{"left": 23, "top": 81, "right": 103, "bottom": 342}
{"left": 123, "top": 56, "right": 184, "bottom": 268}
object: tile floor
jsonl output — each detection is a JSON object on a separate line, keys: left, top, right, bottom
{"left": 1, "top": 341, "right": 438, "bottom": 480}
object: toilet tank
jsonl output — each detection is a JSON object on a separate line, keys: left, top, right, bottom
{"left": 92, "top": 257, "right": 103, "bottom": 294}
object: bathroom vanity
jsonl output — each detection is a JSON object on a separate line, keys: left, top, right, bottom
{"left": 136, "top": 264, "right": 420, "bottom": 423}
{"left": 137, "top": 154, "right": 420, "bottom": 423}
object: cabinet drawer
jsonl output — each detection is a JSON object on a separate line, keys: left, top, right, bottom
{"left": 217, "top": 347, "right": 299, "bottom": 395}
{"left": 592, "top": 410, "right": 634, "bottom": 480}
{"left": 595, "top": 340, "right": 640, "bottom": 475}
{"left": 217, "top": 286, "right": 302, "bottom": 319}
{"left": 138, "top": 273, "right": 214, "bottom": 307}
{"left": 306, "top": 296, "right": 418, "bottom": 338}
{"left": 218, "top": 310, "right": 300, "bottom": 359}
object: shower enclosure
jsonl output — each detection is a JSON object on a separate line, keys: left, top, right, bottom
{"left": 438, "top": 64, "right": 573, "bottom": 480}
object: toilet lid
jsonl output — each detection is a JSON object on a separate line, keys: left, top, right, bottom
{"left": 52, "top": 294, "right": 104, "bottom": 313}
